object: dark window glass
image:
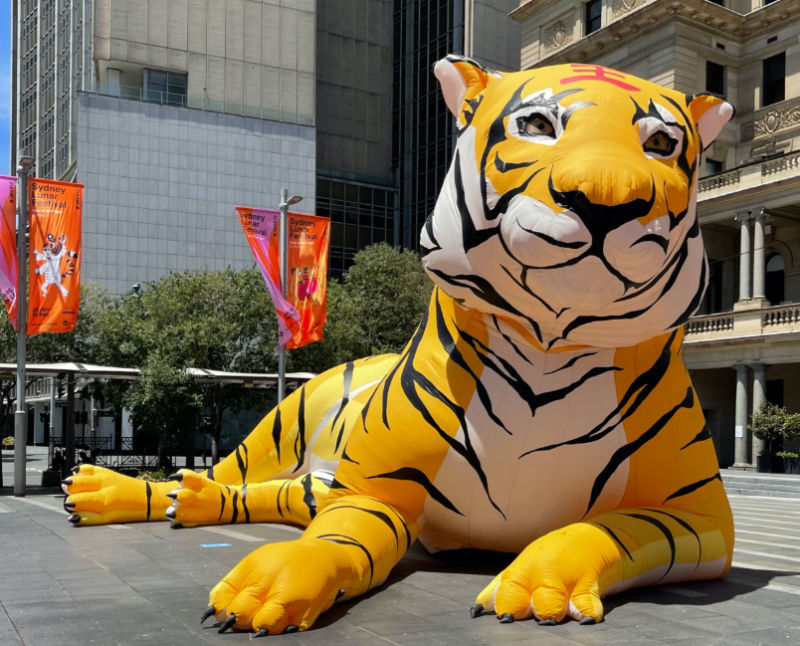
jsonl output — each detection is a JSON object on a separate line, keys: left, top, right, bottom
{"left": 766, "top": 380, "right": 783, "bottom": 408}
{"left": 707, "top": 0, "right": 724, "bottom": 6}
{"left": 145, "top": 69, "right": 187, "bottom": 106}
{"left": 704, "top": 159, "right": 724, "bottom": 176}
{"left": 585, "top": 0, "right": 602, "bottom": 35}
{"left": 762, "top": 53, "right": 785, "bottom": 106}
{"left": 765, "top": 253, "right": 785, "bottom": 305}
{"left": 706, "top": 61, "right": 725, "bottom": 96}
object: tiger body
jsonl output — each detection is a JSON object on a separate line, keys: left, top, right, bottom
{"left": 65, "top": 59, "right": 735, "bottom": 634}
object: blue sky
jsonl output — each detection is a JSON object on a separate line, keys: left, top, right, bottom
{"left": 1, "top": 2, "right": 10, "bottom": 176}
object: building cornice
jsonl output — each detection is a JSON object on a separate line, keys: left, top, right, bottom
{"left": 517, "top": 0, "right": 800, "bottom": 68}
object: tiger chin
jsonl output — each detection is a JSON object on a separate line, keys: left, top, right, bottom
{"left": 64, "top": 57, "right": 735, "bottom": 636}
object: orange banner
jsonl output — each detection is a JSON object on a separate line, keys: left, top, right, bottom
{"left": 282, "top": 213, "right": 330, "bottom": 349}
{"left": 27, "top": 178, "right": 84, "bottom": 335}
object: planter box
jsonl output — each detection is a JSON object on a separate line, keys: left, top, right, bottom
{"left": 757, "top": 455, "right": 786, "bottom": 473}
{"left": 782, "top": 457, "right": 800, "bottom": 475}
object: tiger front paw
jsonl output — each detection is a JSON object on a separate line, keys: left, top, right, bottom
{"left": 166, "top": 469, "right": 239, "bottom": 528}
{"left": 473, "top": 524, "right": 620, "bottom": 625}
{"left": 203, "top": 539, "right": 360, "bottom": 635}
{"left": 62, "top": 464, "right": 173, "bottom": 525}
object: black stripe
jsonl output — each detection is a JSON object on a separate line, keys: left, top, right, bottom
{"left": 543, "top": 351, "right": 596, "bottom": 375}
{"left": 276, "top": 480, "right": 289, "bottom": 518}
{"left": 367, "top": 468, "right": 462, "bottom": 516}
{"left": 316, "top": 533, "right": 375, "bottom": 587}
{"left": 585, "top": 388, "right": 694, "bottom": 515}
{"left": 622, "top": 512, "right": 676, "bottom": 579}
{"left": 319, "top": 504, "right": 404, "bottom": 548}
{"left": 645, "top": 508, "right": 702, "bottom": 568}
{"left": 491, "top": 315, "right": 532, "bottom": 365}
{"left": 145, "top": 482, "right": 152, "bottom": 521}
{"left": 596, "top": 522, "right": 633, "bottom": 561}
{"left": 293, "top": 387, "right": 308, "bottom": 473}
{"left": 241, "top": 484, "right": 250, "bottom": 523}
{"left": 218, "top": 490, "right": 226, "bottom": 521}
{"left": 668, "top": 253, "right": 707, "bottom": 329}
{"left": 206, "top": 464, "right": 215, "bottom": 481}
{"left": 664, "top": 473, "right": 721, "bottom": 503}
{"left": 301, "top": 474, "right": 317, "bottom": 520}
{"left": 235, "top": 446, "right": 247, "bottom": 484}
{"left": 328, "top": 362, "right": 354, "bottom": 437}
{"left": 231, "top": 491, "right": 239, "bottom": 524}
{"left": 271, "top": 407, "right": 282, "bottom": 462}
{"left": 681, "top": 424, "right": 711, "bottom": 450}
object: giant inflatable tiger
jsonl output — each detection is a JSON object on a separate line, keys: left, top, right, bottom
{"left": 64, "top": 58, "right": 735, "bottom": 636}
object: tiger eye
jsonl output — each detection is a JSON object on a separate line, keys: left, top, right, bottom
{"left": 520, "top": 114, "right": 556, "bottom": 138}
{"left": 643, "top": 131, "right": 676, "bottom": 155}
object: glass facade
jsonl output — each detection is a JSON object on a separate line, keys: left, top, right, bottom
{"left": 316, "top": 177, "right": 397, "bottom": 277}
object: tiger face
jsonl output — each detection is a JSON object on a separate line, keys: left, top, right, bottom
{"left": 422, "top": 58, "right": 733, "bottom": 349}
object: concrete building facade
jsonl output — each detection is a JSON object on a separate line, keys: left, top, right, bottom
{"left": 12, "top": 0, "right": 317, "bottom": 295}
{"left": 511, "top": 0, "right": 800, "bottom": 468}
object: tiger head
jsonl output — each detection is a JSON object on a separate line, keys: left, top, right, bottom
{"left": 422, "top": 57, "right": 734, "bottom": 349}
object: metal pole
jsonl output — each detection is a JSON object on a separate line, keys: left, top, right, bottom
{"left": 277, "top": 188, "right": 289, "bottom": 402}
{"left": 14, "top": 156, "right": 34, "bottom": 496}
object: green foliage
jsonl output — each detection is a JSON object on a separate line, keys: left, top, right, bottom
{"left": 776, "top": 451, "right": 799, "bottom": 459}
{"left": 749, "top": 401, "right": 800, "bottom": 456}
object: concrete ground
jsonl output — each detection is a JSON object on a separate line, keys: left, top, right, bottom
{"left": 1, "top": 448, "right": 799, "bottom": 645}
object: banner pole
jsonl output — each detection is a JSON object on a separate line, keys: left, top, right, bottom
{"left": 14, "top": 156, "right": 34, "bottom": 497}
{"left": 278, "top": 189, "right": 288, "bottom": 402}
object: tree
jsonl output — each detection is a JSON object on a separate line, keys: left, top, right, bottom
{"left": 749, "top": 401, "right": 800, "bottom": 456}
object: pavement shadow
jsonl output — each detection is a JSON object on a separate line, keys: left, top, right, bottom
{"left": 316, "top": 547, "right": 798, "bottom": 628}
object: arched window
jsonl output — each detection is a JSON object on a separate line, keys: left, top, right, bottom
{"left": 765, "top": 253, "right": 785, "bottom": 305}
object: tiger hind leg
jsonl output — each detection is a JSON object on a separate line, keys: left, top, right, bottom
{"left": 166, "top": 469, "right": 339, "bottom": 528}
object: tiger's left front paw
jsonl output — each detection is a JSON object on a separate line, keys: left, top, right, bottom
{"left": 473, "top": 524, "right": 618, "bottom": 625}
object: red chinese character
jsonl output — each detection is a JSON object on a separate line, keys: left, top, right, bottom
{"left": 560, "top": 64, "right": 640, "bottom": 92}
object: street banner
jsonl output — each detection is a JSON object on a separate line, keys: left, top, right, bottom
{"left": 27, "top": 178, "right": 84, "bottom": 335}
{"left": 0, "top": 175, "right": 17, "bottom": 328}
{"left": 236, "top": 207, "right": 330, "bottom": 349}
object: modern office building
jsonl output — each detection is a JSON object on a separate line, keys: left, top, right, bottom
{"left": 11, "top": 0, "right": 317, "bottom": 296}
{"left": 511, "top": 0, "right": 800, "bottom": 468}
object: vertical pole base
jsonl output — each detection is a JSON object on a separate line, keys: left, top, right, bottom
{"left": 14, "top": 410, "right": 27, "bottom": 496}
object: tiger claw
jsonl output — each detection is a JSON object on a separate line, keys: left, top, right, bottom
{"left": 165, "top": 507, "right": 176, "bottom": 520}
{"left": 61, "top": 477, "right": 72, "bottom": 486}
{"left": 218, "top": 614, "right": 236, "bottom": 633}
{"left": 284, "top": 625, "right": 299, "bottom": 634}
{"left": 469, "top": 604, "right": 483, "bottom": 618}
{"left": 252, "top": 628, "right": 269, "bottom": 638}
{"left": 71, "top": 464, "right": 81, "bottom": 474}
{"left": 166, "top": 490, "right": 178, "bottom": 500}
{"left": 67, "top": 513, "right": 80, "bottom": 524}
{"left": 538, "top": 618, "right": 557, "bottom": 626}
{"left": 200, "top": 605, "right": 216, "bottom": 624}
{"left": 579, "top": 617, "right": 597, "bottom": 625}
{"left": 499, "top": 613, "right": 514, "bottom": 624}
{"left": 64, "top": 500, "right": 75, "bottom": 512}
{"left": 168, "top": 471, "right": 183, "bottom": 482}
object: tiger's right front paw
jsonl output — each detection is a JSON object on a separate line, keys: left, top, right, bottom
{"left": 63, "top": 464, "right": 172, "bottom": 525}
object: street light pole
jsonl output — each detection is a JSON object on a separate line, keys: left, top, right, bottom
{"left": 15, "top": 156, "right": 34, "bottom": 497}
{"left": 277, "top": 188, "right": 302, "bottom": 402}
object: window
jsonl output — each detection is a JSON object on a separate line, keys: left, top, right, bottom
{"left": 699, "top": 259, "right": 722, "bottom": 314}
{"left": 762, "top": 52, "right": 785, "bottom": 106}
{"left": 704, "top": 158, "right": 724, "bottom": 176}
{"left": 585, "top": 0, "right": 602, "bottom": 35}
{"left": 765, "top": 253, "right": 785, "bottom": 305}
{"left": 707, "top": 0, "right": 724, "bottom": 6}
{"left": 706, "top": 61, "right": 725, "bottom": 96}
{"left": 144, "top": 69, "right": 187, "bottom": 106}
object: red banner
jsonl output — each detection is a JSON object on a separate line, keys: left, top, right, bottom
{"left": 0, "top": 175, "right": 17, "bottom": 328}
{"left": 236, "top": 207, "right": 330, "bottom": 349}
{"left": 27, "top": 178, "right": 84, "bottom": 335}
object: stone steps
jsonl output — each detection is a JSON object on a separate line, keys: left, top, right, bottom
{"left": 721, "top": 470, "right": 800, "bottom": 499}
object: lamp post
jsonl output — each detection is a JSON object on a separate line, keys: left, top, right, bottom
{"left": 15, "top": 155, "right": 34, "bottom": 497}
{"left": 277, "top": 188, "right": 303, "bottom": 402}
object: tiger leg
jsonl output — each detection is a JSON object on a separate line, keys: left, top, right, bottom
{"left": 164, "top": 470, "right": 337, "bottom": 528}
{"left": 63, "top": 354, "right": 397, "bottom": 526}
{"left": 204, "top": 496, "right": 418, "bottom": 634}
{"left": 474, "top": 481, "right": 733, "bottom": 624}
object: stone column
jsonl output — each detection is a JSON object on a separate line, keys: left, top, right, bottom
{"left": 735, "top": 212, "right": 752, "bottom": 302}
{"left": 733, "top": 364, "right": 750, "bottom": 467}
{"left": 750, "top": 363, "right": 767, "bottom": 463}
{"left": 752, "top": 209, "right": 766, "bottom": 301}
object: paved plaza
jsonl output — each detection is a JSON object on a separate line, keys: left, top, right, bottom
{"left": 1, "top": 449, "right": 799, "bottom": 645}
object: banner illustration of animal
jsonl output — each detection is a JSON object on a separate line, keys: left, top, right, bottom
{"left": 63, "top": 58, "right": 735, "bottom": 635}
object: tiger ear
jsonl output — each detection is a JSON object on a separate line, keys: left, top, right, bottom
{"left": 434, "top": 55, "right": 490, "bottom": 119}
{"left": 688, "top": 93, "right": 735, "bottom": 150}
